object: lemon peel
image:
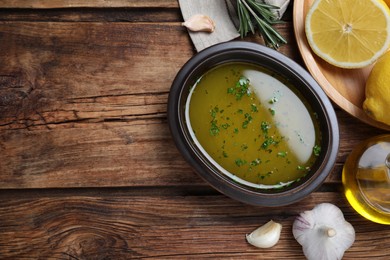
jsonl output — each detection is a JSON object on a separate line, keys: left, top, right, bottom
{"left": 363, "top": 51, "right": 390, "bottom": 126}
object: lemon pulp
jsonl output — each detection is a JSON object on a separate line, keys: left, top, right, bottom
{"left": 305, "top": 0, "right": 390, "bottom": 68}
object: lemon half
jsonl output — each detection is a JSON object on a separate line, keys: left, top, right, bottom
{"left": 305, "top": 0, "right": 390, "bottom": 68}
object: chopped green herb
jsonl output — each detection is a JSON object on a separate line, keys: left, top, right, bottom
{"left": 233, "top": 128, "right": 239, "bottom": 134}
{"left": 269, "top": 96, "right": 278, "bottom": 104}
{"left": 313, "top": 145, "right": 321, "bottom": 156}
{"left": 221, "top": 123, "right": 230, "bottom": 129}
{"left": 258, "top": 170, "right": 273, "bottom": 180}
{"left": 237, "top": 109, "right": 244, "bottom": 114}
{"left": 223, "top": 151, "right": 228, "bottom": 158}
{"left": 209, "top": 106, "right": 221, "bottom": 136}
{"left": 261, "top": 121, "right": 271, "bottom": 135}
{"left": 251, "top": 103, "right": 258, "bottom": 112}
{"left": 268, "top": 108, "right": 275, "bottom": 115}
{"left": 268, "top": 90, "right": 283, "bottom": 104}
{"left": 244, "top": 113, "right": 252, "bottom": 120}
{"left": 235, "top": 158, "right": 247, "bottom": 167}
{"left": 241, "top": 144, "right": 248, "bottom": 151}
{"left": 210, "top": 106, "right": 219, "bottom": 118}
{"left": 261, "top": 137, "right": 274, "bottom": 150}
{"left": 209, "top": 121, "right": 220, "bottom": 136}
{"left": 250, "top": 158, "right": 261, "bottom": 166}
{"left": 297, "top": 165, "right": 310, "bottom": 171}
{"left": 277, "top": 151, "right": 287, "bottom": 158}
{"left": 227, "top": 76, "right": 250, "bottom": 100}
{"left": 242, "top": 113, "right": 253, "bottom": 129}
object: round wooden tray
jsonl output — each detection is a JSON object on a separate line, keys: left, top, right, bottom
{"left": 293, "top": 0, "right": 390, "bottom": 131}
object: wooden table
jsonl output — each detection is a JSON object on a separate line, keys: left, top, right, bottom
{"left": 0, "top": 1, "right": 389, "bottom": 259}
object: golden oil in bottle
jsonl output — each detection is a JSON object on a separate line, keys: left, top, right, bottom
{"left": 342, "top": 134, "right": 390, "bottom": 225}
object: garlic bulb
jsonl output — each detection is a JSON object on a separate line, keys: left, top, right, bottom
{"left": 182, "top": 14, "right": 215, "bottom": 33}
{"left": 246, "top": 220, "right": 282, "bottom": 248}
{"left": 292, "top": 203, "right": 355, "bottom": 260}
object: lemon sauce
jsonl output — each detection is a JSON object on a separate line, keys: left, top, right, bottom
{"left": 185, "top": 63, "right": 322, "bottom": 189}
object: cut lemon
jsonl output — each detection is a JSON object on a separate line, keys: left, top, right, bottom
{"left": 363, "top": 51, "right": 390, "bottom": 125}
{"left": 305, "top": 0, "right": 390, "bottom": 68}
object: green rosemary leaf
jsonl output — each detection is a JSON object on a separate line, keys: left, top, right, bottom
{"left": 235, "top": 0, "right": 287, "bottom": 49}
{"left": 258, "top": 17, "right": 287, "bottom": 44}
{"left": 244, "top": 10, "right": 255, "bottom": 34}
{"left": 247, "top": 1, "right": 276, "bottom": 22}
{"left": 239, "top": 1, "right": 255, "bottom": 35}
{"left": 237, "top": 2, "right": 247, "bottom": 37}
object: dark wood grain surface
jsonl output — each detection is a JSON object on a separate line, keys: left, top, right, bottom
{"left": 0, "top": 1, "right": 389, "bottom": 259}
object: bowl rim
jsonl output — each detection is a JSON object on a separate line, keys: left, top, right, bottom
{"left": 167, "top": 41, "right": 339, "bottom": 206}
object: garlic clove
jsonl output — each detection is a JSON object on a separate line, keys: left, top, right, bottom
{"left": 182, "top": 14, "right": 215, "bottom": 33}
{"left": 292, "top": 203, "right": 355, "bottom": 260}
{"left": 246, "top": 220, "right": 282, "bottom": 248}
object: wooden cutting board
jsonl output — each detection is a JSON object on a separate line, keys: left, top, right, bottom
{"left": 293, "top": 0, "right": 390, "bottom": 131}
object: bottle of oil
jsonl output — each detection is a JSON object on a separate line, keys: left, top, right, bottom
{"left": 342, "top": 134, "right": 390, "bottom": 225}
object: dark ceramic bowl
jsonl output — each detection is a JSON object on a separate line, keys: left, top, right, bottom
{"left": 167, "top": 42, "right": 339, "bottom": 206}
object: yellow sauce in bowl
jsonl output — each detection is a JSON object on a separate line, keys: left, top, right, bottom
{"left": 186, "top": 62, "right": 322, "bottom": 189}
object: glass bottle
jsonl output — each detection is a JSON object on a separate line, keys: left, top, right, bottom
{"left": 342, "top": 134, "right": 390, "bottom": 225}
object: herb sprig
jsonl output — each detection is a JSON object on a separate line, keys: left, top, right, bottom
{"left": 236, "top": 0, "right": 287, "bottom": 49}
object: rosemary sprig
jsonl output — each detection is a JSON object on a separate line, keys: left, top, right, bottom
{"left": 236, "top": 0, "right": 287, "bottom": 49}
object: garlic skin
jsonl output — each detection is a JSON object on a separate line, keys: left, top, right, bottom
{"left": 182, "top": 14, "right": 215, "bottom": 33}
{"left": 292, "top": 203, "right": 355, "bottom": 260}
{"left": 246, "top": 220, "right": 282, "bottom": 248}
